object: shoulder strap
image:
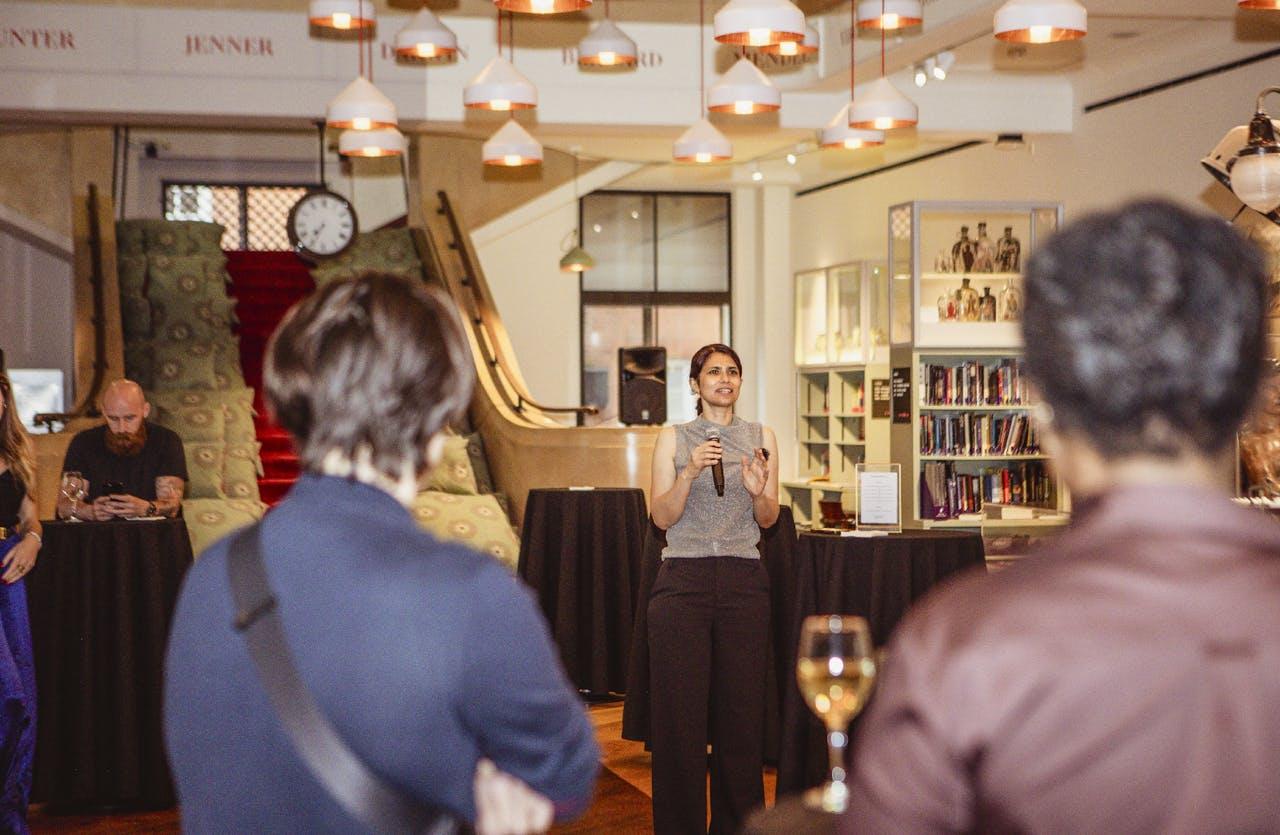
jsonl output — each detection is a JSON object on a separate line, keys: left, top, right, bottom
{"left": 226, "top": 524, "right": 466, "bottom": 835}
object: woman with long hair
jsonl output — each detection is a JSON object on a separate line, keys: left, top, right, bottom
{"left": 0, "top": 355, "right": 40, "bottom": 834}
{"left": 646, "top": 343, "right": 779, "bottom": 835}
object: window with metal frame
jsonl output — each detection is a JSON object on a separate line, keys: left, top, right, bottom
{"left": 163, "top": 182, "right": 313, "bottom": 251}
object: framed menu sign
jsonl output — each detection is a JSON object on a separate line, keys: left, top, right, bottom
{"left": 856, "top": 463, "right": 901, "bottom": 533}
{"left": 891, "top": 367, "right": 912, "bottom": 424}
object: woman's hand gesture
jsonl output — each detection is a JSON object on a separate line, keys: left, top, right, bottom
{"left": 741, "top": 448, "right": 769, "bottom": 498}
{"left": 681, "top": 437, "right": 722, "bottom": 481}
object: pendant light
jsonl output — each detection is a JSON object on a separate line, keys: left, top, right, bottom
{"left": 821, "top": 104, "right": 884, "bottom": 149}
{"left": 761, "top": 23, "right": 818, "bottom": 56}
{"left": 578, "top": 1, "right": 638, "bottom": 68}
{"left": 483, "top": 118, "right": 542, "bottom": 166}
{"left": 708, "top": 57, "right": 781, "bottom": 114}
{"left": 713, "top": 0, "right": 805, "bottom": 47}
{"left": 675, "top": 0, "right": 733, "bottom": 163}
{"left": 326, "top": 2, "right": 397, "bottom": 130}
{"left": 855, "top": 0, "right": 922, "bottom": 30}
{"left": 993, "top": 0, "right": 1087, "bottom": 44}
{"left": 1230, "top": 87, "right": 1280, "bottom": 214}
{"left": 1239, "top": 0, "right": 1280, "bottom": 8}
{"left": 309, "top": 0, "right": 375, "bottom": 31}
{"left": 339, "top": 127, "right": 406, "bottom": 158}
{"left": 560, "top": 151, "right": 595, "bottom": 272}
{"left": 494, "top": 0, "right": 592, "bottom": 13}
{"left": 848, "top": 0, "right": 917, "bottom": 130}
{"left": 394, "top": 8, "right": 458, "bottom": 61}
{"left": 465, "top": 12, "right": 537, "bottom": 110}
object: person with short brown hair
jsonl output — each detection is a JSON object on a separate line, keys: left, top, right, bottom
{"left": 164, "top": 273, "right": 599, "bottom": 834}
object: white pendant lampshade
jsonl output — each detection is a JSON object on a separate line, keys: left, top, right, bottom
{"left": 482, "top": 119, "right": 542, "bottom": 166}
{"left": 761, "top": 23, "right": 818, "bottom": 56}
{"left": 673, "top": 119, "right": 733, "bottom": 164}
{"left": 848, "top": 76, "right": 917, "bottom": 129}
{"left": 560, "top": 245, "right": 596, "bottom": 273}
{"left": 1230, "top": 104, "right": 1280, "bottom": 214}
{"left": 309, "top": 0, "right": 376, "bottom": 30}
{"left": 338, "top": 127, "right": 406, "bottom": 158}
{"left": 1239, "top": 0, "right": 1280, "bottom": 8}
{"left": 578, "top": 18, "right": 638, "bottom": 66}
{"left": 820, "top": 104, "right": 885, "bottom": 149}
{"left": 326, "top": 76, "right": 398, "bottom": 129}
{"left": 495, "top": 0, "right": 592, "bottom": 13}
{"left": 707, "top": 57, "right": 781, "bottom": 114}
{"left": 856, "top": 0, "right": 923, "bottom": 30}
{"left": 713, "top": 0, "right": 805, "bottom": 47}
{"left": 464, "top": 56, "right": 538, "bottom": 110}
{"left": 394, "top": 8, "right": 458, "bottom": 60}
{"left": 994, "top": 0, "right": 1087, "bottom": 44}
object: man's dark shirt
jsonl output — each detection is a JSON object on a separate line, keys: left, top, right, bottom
{"left": 61, "top": 422, "right": 188, "bottom": 501}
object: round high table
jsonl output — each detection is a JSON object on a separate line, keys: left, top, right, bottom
{"left": 26, "top": 518, "right": 194, "bottom": 810}
{"left": 518, "top": 487, "right": 648, "bottom": 695}
{"left": 776, "top": 528, "right": 986, "bottom": 796}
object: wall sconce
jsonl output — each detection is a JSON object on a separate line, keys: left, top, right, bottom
{"left": 1230, "top": 87, "right": 1280, "bottom": 214}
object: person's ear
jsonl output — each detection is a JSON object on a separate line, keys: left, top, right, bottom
{"left": 142, "top": 402, "right": 151, "bottom": 420}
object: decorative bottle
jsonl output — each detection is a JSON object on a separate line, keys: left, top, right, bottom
{"left": 998, "top": 279, "right": 1023, "bottom": 322}
{"left": 972, "top": 222, "right": 995, "bottom": 272}
{"left": 937, "top": 292, "right": 952, "bottom": 321}
{"left": 951, "top": 225, "right": 975, "bottom": 273}
{"left": 957, "top": 278, "right": 981, "bottom": 321}
{"left": 996, "top": 226, "right": 1022, "bottom": 273}
{"left": 980, "top": 286, "right": 996, "bottom": 321}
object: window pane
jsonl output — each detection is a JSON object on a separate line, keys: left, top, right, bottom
{"left": 247, "top": 186, "right": 307, "bottom": 251}
{"left": 164, "top": 184, "right": 241, "bottom": 249}
{"left": 656, "top": 305, "right": 727, "bottom": 425}
{"left": 656, "top": 195, "right": 729, "bottom": 292}
{"left": 581, "top": 305, "right": 646, "bottom": 426}
{"left": 582, "top": 194, "right": 655, "bottom": 292}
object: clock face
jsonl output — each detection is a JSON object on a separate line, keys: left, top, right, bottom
{"left": 287, "top": 190, "right": 358, "bottom": 258}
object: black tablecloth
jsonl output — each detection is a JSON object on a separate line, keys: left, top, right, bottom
{"left": 776, "top": 529, "right": 986, "bottom": 795}
{"left": 27, "top": 518, "right": 194, "bottom": 809}
{"left": 518, "top": 488, "right": 648, "bottom": 694}
{"left": 621, "top": 506, "right": 798, "bottom": 763}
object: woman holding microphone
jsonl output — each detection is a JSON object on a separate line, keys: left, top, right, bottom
{"left": 647, "top": 343, "right": 779, "bottom": 835}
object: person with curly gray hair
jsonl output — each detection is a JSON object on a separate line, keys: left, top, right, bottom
{"left": 837, "top": 200, "right": 1280, "bottom": 833}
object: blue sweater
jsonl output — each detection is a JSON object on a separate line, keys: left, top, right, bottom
{"left": 164, "top": 475, "right": 599, "bottom": 832}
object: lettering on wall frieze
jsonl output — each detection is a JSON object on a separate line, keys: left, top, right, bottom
{"left": 561, "top": 47, "right": 663, "bottom": 67}
{"left": 184, "top": 34, "right": 275, "bottom": 57}
{"left": 0, "top": 27, "right": 76, "bottom": 50}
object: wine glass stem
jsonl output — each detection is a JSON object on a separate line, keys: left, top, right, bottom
{"left": 827, "top": 726, "right": 849, "bottom": 785}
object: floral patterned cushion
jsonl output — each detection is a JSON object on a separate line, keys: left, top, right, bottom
{"left": 155, "top": 403, "right": 225, "bottom": 444}
{"left": 410, "top": 491, "right": 519, "bottom": 572}
{"left": 183, "top": 498, "right": 266, "bottom": 558}
{"left": 152, "top": 346, "right": 220, "bottom": 391}
{"left": 116, "top": 221, "right": 148, "bottom": 256}
{"left": 222, "top": 444, "right": 262, "bottom": 502}
{"left": 424, "top": 434, "right": 478, "bottom": 495}
{"left": 146, "top": 254, "right": 229, "bottom": 300}
{"left": 310, "top": 228, "right": 423, "bottom": 287}
{"left": 183, "top": 443, "right": 225, "bottom": 499}
{"left": 142, "top": 221, "right": 226, "bottom": 256}
{"left": 213, "top": 340, "right": 246, "bottom": 391}
{"left": 225, "top": 440, "right": 264, "bottom": 478}
{"left": 117, "top": 255, "right": 151, "bottom": 339}
{"left": 150, "top": 291, "right": 236, "bottom": 344}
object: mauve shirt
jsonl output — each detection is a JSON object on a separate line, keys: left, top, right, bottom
{"left": 839, "top": 483, "right": 1280, "bottom": 834}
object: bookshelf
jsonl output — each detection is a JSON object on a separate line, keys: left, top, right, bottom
{"left": 787, "top": 261, "right": 889, "bottom": 526}
{"left": 887, "top": 201, "right": 1070, "bottom": 531}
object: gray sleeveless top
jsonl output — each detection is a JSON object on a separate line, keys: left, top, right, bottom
{"left": 662, "top": 415, "right": 764, "bottom": 560}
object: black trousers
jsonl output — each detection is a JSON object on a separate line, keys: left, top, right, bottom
{"left": 648, "top": 556, "right": 770, "bottom": 835}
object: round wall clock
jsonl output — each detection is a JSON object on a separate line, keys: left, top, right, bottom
{"left": 287, "top": 189, "right": 358, "bottom": 258}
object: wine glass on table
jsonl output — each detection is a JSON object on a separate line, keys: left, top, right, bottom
{"left": 796, "top": 614, "right": 878, "bottom": 813}
{"left": 60, "top": 471, "right": 87, "bottom": 522}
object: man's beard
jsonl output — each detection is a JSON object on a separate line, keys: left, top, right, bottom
{"left": 106, "top": 422, "right": 148, "bottom": 457}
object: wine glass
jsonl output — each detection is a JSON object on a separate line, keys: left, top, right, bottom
{"left": 60, "top": 472, "right": 87, "bottom": 522}
{"left": 796, "top": 614, "right": 878, "bottom": 813}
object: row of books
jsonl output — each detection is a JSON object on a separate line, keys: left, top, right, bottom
{"left": 920, "top": 461, "right": 1054, "bottom": 520}
{"left": 921, "top": 359, "right": 1028, "bottom": 406}
{"left": 920, "top": 413, "right": 1040, "bottom": 456}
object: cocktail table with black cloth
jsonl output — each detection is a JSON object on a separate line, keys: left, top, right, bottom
{"left": 776, "top": 528, "right": 986, "bottom": 795}
{"left": 622, "top": 506, "right": 798, "bottom": 762}
{"left": 518, "top": 487, "right": 648, "bottom": 694}
{"left": 27, "top": 518, "right": 194, "bottom": 809}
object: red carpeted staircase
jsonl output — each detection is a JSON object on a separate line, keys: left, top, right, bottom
{"left": 225, "top": 250, "right": 315, "bottom": 506}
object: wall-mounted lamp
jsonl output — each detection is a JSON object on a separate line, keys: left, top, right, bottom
{"left": 1230, "top": 87, "right": 1280, "bottom": 214}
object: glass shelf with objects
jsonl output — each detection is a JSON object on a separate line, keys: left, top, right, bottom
{"left": 889, "top": 348, "right": 1071, "bottom": 532}
{"left": 889, "top": 201, "right": 1061, "bottom": 350}
{"left": 787, "top": 262, "right": 890, "bottom": 528}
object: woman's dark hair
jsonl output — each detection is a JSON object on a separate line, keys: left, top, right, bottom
{"left": 1023, "top": 199, "right": 1268, "bottom": 458}
{"left": 689, "top": 343, "right": 742, "bottom": 415}
{"left": 264, "top": 272, "right": 474, "bottom": 479}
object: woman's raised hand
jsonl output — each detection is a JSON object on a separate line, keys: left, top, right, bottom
{"left": 741, "top": 448, "right": 769, "bottom": 497}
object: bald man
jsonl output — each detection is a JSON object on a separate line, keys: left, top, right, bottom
{"left": 58, "top": 380, "right": 188, "bottom": 521}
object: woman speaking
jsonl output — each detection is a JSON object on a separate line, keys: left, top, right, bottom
{"left": 647, "top": 343, "right": 779, "bottom": 835}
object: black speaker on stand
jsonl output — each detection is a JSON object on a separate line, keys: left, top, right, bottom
{"left": 618, "top": 346, "right": 666, "bottom": 425}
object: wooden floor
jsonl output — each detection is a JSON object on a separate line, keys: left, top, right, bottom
{"left": 29, "top": 702, "right": 776, "bottom": 833}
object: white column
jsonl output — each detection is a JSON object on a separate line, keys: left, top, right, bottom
{"left": 730, "top": 186, "right": 760, "bottom": 422}
{"left": 758, "top": 183, "right": 795, "bottom": 452}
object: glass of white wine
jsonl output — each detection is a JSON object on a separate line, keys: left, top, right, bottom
{"left": 60, "top": 471, "right": 87, "bottom": 522}
{"left": 796, "top": 614, "right": 877, "bottom": 813}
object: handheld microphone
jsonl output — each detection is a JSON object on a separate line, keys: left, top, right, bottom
{"left": 708, "top": 430, "right": 725, "bottom": 497}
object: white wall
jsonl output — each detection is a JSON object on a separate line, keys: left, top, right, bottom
{"left": 0, "top": 225, "right": 75, "bottom": 401}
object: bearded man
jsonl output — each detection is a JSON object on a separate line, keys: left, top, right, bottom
{"left": 58, "top": 379, "right": 187, "bottom": 521}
